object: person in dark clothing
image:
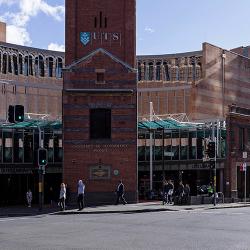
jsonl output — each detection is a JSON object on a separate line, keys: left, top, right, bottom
{"left": 167, "top": 180, "right": 174, "bottom": 204}
{"left": 176, "top": 181, "right": 184, "bottom": 205}
{"left": 162, "top": 180, "right": 168, "bottom": 205}
{"left": 77, "top": 180, "right": 85, "bottom": 210}
{"left": 163, "top": 180, "right": 173, "bottom": 205}
{"left": 183, "top": 183, "right": 190, "bottom": 204}
{"left": 115, "top": 180, "right": 127, "bottom": 205}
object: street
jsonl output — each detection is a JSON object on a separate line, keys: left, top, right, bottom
{"left": 0, "top": 207, "right": 250, "bottom": 250}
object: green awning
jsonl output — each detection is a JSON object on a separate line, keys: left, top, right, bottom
{"left": 0, "top": 120, "right": 62, "bottom": 130}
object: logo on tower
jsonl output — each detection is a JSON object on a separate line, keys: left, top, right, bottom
{"left": 80, "top": 32, "right": 91, "bottom": 46}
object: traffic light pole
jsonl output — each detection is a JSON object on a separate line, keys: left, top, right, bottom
{"left": 38, "top": 126, "right": 44, "bottom": 211}
{"left": 211, "top": 123, "right": 216, "bottom": 206}
{"left": 213, "top": 156, "right": 217, "bottom": 206}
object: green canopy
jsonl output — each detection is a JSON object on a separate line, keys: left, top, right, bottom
{"left": 0, "top": 120, "right": 62, "bottom": 130}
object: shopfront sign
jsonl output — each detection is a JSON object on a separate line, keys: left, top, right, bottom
{"left": 0, "top": 168, "right": 33, "bottom": 174}
{"left": 89, "top": 164, "right": 111, "bottom": 180}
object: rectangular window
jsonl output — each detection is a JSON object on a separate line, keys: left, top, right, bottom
{"left": 90, "top": 109, "right": 111, "bottom": 139}
{"left": 96, "top": 73, "right": 104, "bottom": 83}
{"left": 239, "top": 127, "right": 245, "bottom": 151}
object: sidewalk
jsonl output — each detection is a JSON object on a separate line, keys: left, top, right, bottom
{"left": 0, "top": 205, "right": 58, "bottom": 217}
{"left": 1, "top": 202, "right": 250, "bottom": 217}
{"left": 57, "top": 201, "right": 250, "bottom": 215}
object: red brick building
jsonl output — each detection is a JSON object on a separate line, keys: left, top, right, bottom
{"left": 226, "top": 104, "right": 250, "bottom": 199}
{"left": 63, "top": 0, "right": 138, "bottom": 204}
{"left": 0, "top": 3, "right": 250, "bottom": 202}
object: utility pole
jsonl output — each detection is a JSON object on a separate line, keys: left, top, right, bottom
{"left": 149, "top": 102, "right": 153, "bottom": 192}
{"left": 243, "top": 151, "right": 247, "bottom": 203}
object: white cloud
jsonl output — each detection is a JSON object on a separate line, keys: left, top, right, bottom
{"left": 0, "top": 0, "right": 16, "bottom": 6}
{"left": 0, "top": 0, "right": 65, "bottom": 46}
{"left": 48, "top": 42, "right": 65, "bottom": 52}
{"left": 6, "top": 25, "right": 32, "bottom": 45}
{"left": 19, "top": 0, "right": 65, "bottom": 22}
{"left": 144, "top": 27, "right": 155, "bottom": 34}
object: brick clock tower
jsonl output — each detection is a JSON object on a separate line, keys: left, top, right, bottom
{"left": 63, "top": 0, "right": 137, "bottom": 204}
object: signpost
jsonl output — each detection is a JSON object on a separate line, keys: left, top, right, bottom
{"left": 243, "top": 152, "right": 247, "bottom": 203}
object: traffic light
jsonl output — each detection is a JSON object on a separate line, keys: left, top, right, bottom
{"left": 8, "top": 105, "right": 15, "bottom": 123}
{"left": 207, "top": 141, "right": 216, "bottom": 158}
{"left": 14, "top": 105, "right": 24, "bottom": 122}
{"left": 38, "top": 148, "right": 48, "bottom": 167}
{"left": 8, "top": 105, "right": 24, "bottom": 123}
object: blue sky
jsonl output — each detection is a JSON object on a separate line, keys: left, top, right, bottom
{"left": 0, "top": 0, "right": 250, "bottom": 55}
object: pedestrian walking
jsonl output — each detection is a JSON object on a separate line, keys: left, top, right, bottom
{"left": 207, "top": 182, "right": 213, "bottom": 197}
{"left": 59, "top": 183, "right": 66, "bottom": 211}
{"left": 183, "top": 183, "right": 190, "bottom": 204}
{"left": 176, "top": 181, "right": 184, "bottom": 205}
{"left": 26, "top": 189, "right": 32, "bottom": 207}
{"left": 77, "top": 180, "right": 85, "bottom": 210}
{"left": 115, "top": 180, "right": 127, "bottom": 205}
{"left": 162, "top": 180, "right": 168, "bottom": 205}
{"left": 167, "top": 180, "right": 174, "bottom": 204}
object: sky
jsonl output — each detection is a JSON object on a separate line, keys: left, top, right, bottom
{"left": 0, "top": 0, "right": 250, "bottom": 55}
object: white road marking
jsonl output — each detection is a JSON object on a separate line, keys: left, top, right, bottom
{"left": 0, "top": 217, "right": 31, "bottom": 222}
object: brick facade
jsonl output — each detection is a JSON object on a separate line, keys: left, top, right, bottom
{"left": 0, "top": 22, "right": 6, "bottom": 42}
{"left": 63, "top": 0, "right": 137, "bottom": 204}
{"left": 226, "top": 105, "right": 250, "bottom": 199}
{"left": 0, "top": 42, "right": 64, "bottom": 121}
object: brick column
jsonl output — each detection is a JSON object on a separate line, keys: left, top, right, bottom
{"left": 0, "top": 51, "right": 3, "bottom": 73}
{"left": 141, "top": 62, "right": 145, "bottom": 81}
{"left": 153, "top": 61, "right": 156, "bottom": 81}
{"left": 160, "top": 62, "right": 164, "bottom": 81}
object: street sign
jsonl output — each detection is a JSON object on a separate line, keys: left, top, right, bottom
{"left": 243, "top": 152, "right": 247, "bottom": 159}
{"left": 164, "top": 152, "right": 174, "bottom": 157}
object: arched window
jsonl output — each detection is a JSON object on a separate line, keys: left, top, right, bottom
{"left": 148, "top": 62, "right": 154, "bottom": 81}
{"left": 34, "top": 56, "right": 39, "bottom": 76}
{"left": 56, "top": 57, "right": 63, "bottom": 78}
{"left": 24, "top": 56, "right": 28, "bottom": 76}
{"left": 39, "top": 55, "right": 45, "bottom": 77}
{"left": 28, "top": 55, "right": 33, "bottom": 75}
{"left": 163, "top": 62, "right": 170, "bottom": 81}
{"left": 13, "top": 54, "right": 18, "bottom": 75}
{"left": 175, "top": 59, "right": 179, "bottom": 81}
{"left": 196, "top": 61, "right": 202, "bottom": 80}
{"left": 156, "top": 62, "right": 161, "bottom": 81}
{"left": 18, "top": 54, "right": 23, "bottom": 75}
{"left": 137, "top": 62, "right": 142, "bottom": 81}
{"left": 2, "top": 54, "right": 7, "bottom": 74}
{"left": 47, "top": 57, "right": 54, "bottom": 77}
{"left": 143, "top": 62, "right": 147, "bottom": 81}
{"left": 8, "top": 55, "right": 12, "bottom": 73}
{"left": 192, "top": 58, "right": 196, "bottom": 81}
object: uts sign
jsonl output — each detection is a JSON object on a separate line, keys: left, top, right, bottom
{"left": 80, "top": 32, "right": 121, "bottom": 46}
{"left": 80, "top": 32, "right": 91, "bottom": 46}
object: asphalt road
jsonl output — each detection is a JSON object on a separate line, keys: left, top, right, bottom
{"left": 0, "top": 207, "right": 250, "bottom": 250}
